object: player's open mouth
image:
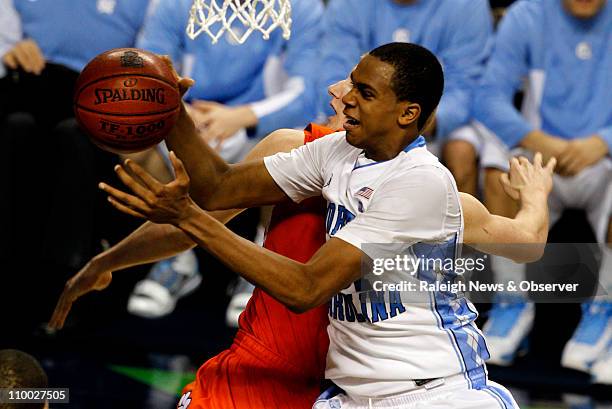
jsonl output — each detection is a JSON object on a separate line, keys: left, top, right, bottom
{"left": 344, "top": 114, "right": 360, "bottom": 130}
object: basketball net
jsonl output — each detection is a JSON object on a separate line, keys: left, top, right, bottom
{"left": 186, "top": 0, "right": 292, "bottom": 44}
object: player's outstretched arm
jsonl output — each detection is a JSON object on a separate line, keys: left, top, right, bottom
{"left": 163, "top": 79, "right": 290, "bottom": 211}
{"left": 48, "top": 129, "right": 305, "bottom": 330}
{"left": 102, "top": 149, "right": 364, "bottom": 313}
{"left": 462, "top": 153, "right": 556, "bottom": 263}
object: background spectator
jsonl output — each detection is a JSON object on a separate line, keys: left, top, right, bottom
{"left": 473, "top": 0, "right": 612, "bottom": 383}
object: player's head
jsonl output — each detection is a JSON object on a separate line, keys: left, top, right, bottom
{"left": 0, "top": 349, "right": 49, "bottom": 409}
{"left": 563, "top": 0, "right": 607, "bottom": 19}
{"left": 342, "top": 43, "right": 443, "bottom": 156}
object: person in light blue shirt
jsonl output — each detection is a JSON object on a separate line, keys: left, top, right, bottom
{"left": 1, "top": 0, "right": 151, "bottom": 78}
{"left": 137, "top": 0, "right": 323, "bottom": 161}
{"left": 473, "top": 0, "right": 612, "bottom": 382}
{"left": 0, "top": 0, "right": 153, "bottom": 125}
{"left": 317, "top": 0, "right": 493, "bottom": 196}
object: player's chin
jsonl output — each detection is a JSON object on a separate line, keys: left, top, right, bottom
{"left": 344, "top": 128, "right": 363, "bottom": 148}
{"left": 344, "top": 123, "right": 362, "bottom": 148}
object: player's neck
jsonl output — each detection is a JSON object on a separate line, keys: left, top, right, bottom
{"left": 363, "top": 132, "right": 420, "bottom": 161}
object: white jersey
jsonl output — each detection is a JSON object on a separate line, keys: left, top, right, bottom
{"left": 264, "top": 132, "right": 490, "bottom": 398}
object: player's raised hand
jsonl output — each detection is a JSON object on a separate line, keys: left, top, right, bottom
{"left": 100, "top": 151, "right": 197, "bottom": 225}
{"left": 48, "top": 262, "right": 113, "bottom": 331}
{"left": 500, "top": 152, "right": 555, "bottom": 201}
{"left": 2, "top": 39, "right": 45, "bottom": 75}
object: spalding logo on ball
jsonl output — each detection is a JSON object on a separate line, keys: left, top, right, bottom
{"left": 74, "top": 48, "right": 181, "bottom": 154}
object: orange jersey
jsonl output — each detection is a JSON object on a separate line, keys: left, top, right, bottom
{"left": 179, "top": 124, "right": 335, "bottom": 409}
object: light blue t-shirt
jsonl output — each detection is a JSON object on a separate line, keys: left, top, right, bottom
{"left": 318, "top": 0, "right": 493, "bottom": 138}
{"left": 474, "top": 0, "right": 612, "bottom": 150}
{"left": 1, "top": 0, "right": 150, "bottom": 75}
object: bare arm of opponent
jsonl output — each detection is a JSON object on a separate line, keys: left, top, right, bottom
{"left": 48, "top": 129, "right": 305, "bottom": 330}
{"left": 462, "top": 153, "right": 556, "bottom": 263}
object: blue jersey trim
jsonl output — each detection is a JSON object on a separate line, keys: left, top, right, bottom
{"left": 403, "top": 135, "right": 426, "bottom": 152}
{"left": 487, "top": 385, "right": 516, "bottom": 409}
{"left": 413, "top": 235, "right": 488, "bottom": 389}
{"left": 352, "top": 135, "right": 426, "bottom": 170}
{"left": 482, "top": 384, "right": 516, "bottom": 409}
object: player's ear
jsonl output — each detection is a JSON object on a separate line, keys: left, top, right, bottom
{"left": 398, "top": 102, "right": 420, "bottom": 128}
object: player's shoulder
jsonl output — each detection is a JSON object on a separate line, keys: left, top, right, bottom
{"left": 393, "top": 149, "right": 457, "bottom": 191}
{"left": 310, "top": 131, "right": 359, "bottom": 163}
{"left": 264, "top": 128, "right": 307, "bottom": 152}
{"left": 307, "top": 130, "right": 349, "bottom": 147}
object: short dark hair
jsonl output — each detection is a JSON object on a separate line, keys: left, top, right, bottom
{"left": 369, "top": 42, "right": 444, "bottom": 131}
{"left": 0, "top": 350, "right": 48, "bottom": 409}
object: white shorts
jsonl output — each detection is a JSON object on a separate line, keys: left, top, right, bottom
{"left": 444, "top": 121, "right": 509, "bottom": 171}
{"left": 313, "top": 374, "right": 519, "bottom": 409}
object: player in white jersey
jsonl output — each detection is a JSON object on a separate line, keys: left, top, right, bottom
{"left": 96, "top": 43, "right": 553, "bottom": 408}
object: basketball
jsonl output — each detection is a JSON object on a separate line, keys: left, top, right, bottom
{"left": 74, "top": 48, "right": 181, "bottom": 154}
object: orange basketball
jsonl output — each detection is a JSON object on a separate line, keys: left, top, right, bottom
{"left": 74, "top": 48, "right": 181, "bottom": 154}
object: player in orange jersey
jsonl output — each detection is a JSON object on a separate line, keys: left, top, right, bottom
{"left": 176, "top": 124, "right": 334, "bottom": 409}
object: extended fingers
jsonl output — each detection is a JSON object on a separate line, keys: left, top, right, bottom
{"left": 518, "top": 156, "right": 531, "bottom": 167}
{"left": 169, "top": 151, "right": 190, "bottom": 186}
{"left": 114, "top": 164, "right": 157, "bottom": 202}
{"left": 99, "top": 182, "right": 151, "bottom": 214}
{"left": 508, "top": 157, "right": 526, "bottom": 177}
{"left": 499, "top": 172, "right": 520, "bottom": 201}
{"left": 107, "top": 196, "right": 147, "bottom": 219}
{"left": 545, "top": 157, "right": 557, "bottom": 173}
{"left": 533, "top": 152, "right": 543, "bottom": 168}
{"left": 122, "top": 159, "right": 163, "bottom": 193}
{"left": 48, "top": 291, "right": 73, "bottom": 330}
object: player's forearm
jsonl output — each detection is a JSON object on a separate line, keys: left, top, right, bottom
{"left": 165, "top": 104, "right": 289, "bottom": 211}
{"left": 177, "top": 204, "right": 317, "bottom": 312}
{"left": 511, "top": 191, "right": 550, "bottom": 256}
{"left": 165, "top": 103, "right": 232, "bottom": 206}
{"left": 92, "top": 222, "right": 195, "bottom": 274}
{"left": 92, "top": 208, "right": 246, "bottom": 274}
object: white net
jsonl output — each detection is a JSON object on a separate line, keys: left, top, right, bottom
{"left": 186, "top": 0, "right": 292, "bottom": 44}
